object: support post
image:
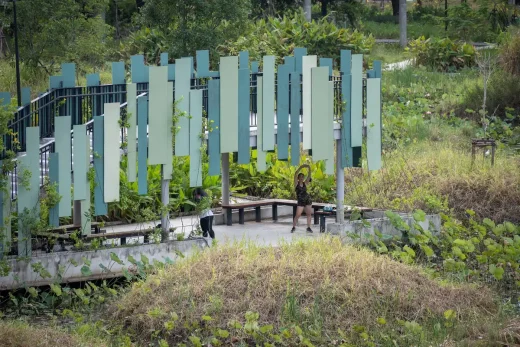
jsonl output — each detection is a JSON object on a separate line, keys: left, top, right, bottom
{"left": 161, "top": 166, "right": 170, "bottom": 242}
{"left": 336, "top": 139, "right": 345, "bottom": 224}
{"left": 399, "top": 0, "right": 407, "bottom": 48}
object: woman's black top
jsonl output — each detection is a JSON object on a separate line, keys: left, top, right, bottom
{"left": 295, "top": 182, "right": 312, "bottom": 207}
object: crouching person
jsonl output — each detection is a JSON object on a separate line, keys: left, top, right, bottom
{"left": 193, "top": 188, "right": 215, "bottom": 239}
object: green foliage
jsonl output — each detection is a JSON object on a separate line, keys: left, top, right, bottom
{"left": 407, "top": 37, "right": 476, "bottom": 72}
{"left": 498, "top": 27, "right": 520, "bottom": 76}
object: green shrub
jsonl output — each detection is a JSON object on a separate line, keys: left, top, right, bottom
{"left": 407, "top": 37, "right": 476, "bottom": 72}
{"left": 498, "top": 27, "right": 520, "bottom": 76}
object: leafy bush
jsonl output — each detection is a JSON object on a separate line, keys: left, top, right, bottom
{"left": 218, "top": 10, "right": 375, "bottom": 65}
{"left": 498, "top": 27, "right": 520, "bottom": 76}
{"left": 407, "top": 37, "right": 476, "bottom": 72}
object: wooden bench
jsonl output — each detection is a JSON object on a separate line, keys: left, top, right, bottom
{"left": 47, "top": 222, "right": 101, "bottom": 234}
{"left": 86, "top": 228, "right": 158, "bottom": 245}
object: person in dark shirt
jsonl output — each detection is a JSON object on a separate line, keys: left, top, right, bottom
{"left": 291, "top": 164, "right": 313, "bottom": 233}
{"left": 194, "top": 188, "right": 215, "bottom": 239}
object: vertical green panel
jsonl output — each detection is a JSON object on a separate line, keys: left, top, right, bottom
{"left": 17, "top": 127, "right": 40, "bottom": 257}
{"left": 196, "top": 50, "right": 210, "bottom": 77}
{"left": 148, "top": 66, "right": 169, "bottom": 165}
{"left": 175, "top": 58, "right": 191, "bottom": 156}
{"left": 302, "top": 55, "right": 317, "bottom": 150}
{"left": 351, "top": 54, "right": 363, "bottom": 147}
{"left": 131, "top": 55, "right": 147, "bottom": 83}
{"left": 284, "top": 57, "right": 295, "bottom": 71}
{"left": 238, "top": 68, "right": 250, "bottom": 164}
{"left": 163, "top": 82, "right": 174, "bottom": 179}
{"left": 86, "top": 74, "right": 100, "bottom": 87}
{"left": 0, "top": 92, "right": 11, "bottom": 106}
{"left": 73, "top": 124, "right": 88, "bottom": 201}
{"left": 138, "top": 96, "right": 148, "bottom": 195}
{"left": 81, "top": 134, "right": 91, "bottom": 236}
{"left": 294, "top": 47, "right": 307, "bottom": 74}
{"left": 239, "top": 51, "right": 249, "bottom": 70}
{"left": 189, "top": 90, "right": 203, "bottom": 187}
{"left": 49, "top": 76, "right": 63, "bottom": 90}
{"left": 220, "top": 56, "right": 239, "bottom": 154}
{"left": 0, "top": 164, "right": 11, "bottom": 258}
{"left": 93, "top": 116, "right": 107, "bottom": 216}
{"left": 208, "top": 80, "right": 221, "bottom": 176}
{"left": 367, "top": 70, "right": 375, "bottom": 78}
{"left": 21, "top": 87, "right": 31, "bottom": 106}
{"left": 61, "top": 63, "right": 76, "bottom": 87}
{"left": 127, "top": 83, "right": 137, "bottom": 182}
{"left": 104, "top": 103, "right": 120, "bottom": 202}
{"left": 160, "top": 53, "right": 168, "bottom": 66}
{"left": 256, "top": 77, "right": 266, "bottom": 172}
{"left": 262, "top": 55, "right": 275, "bottom": 151}
{"left": 325, "top": 82, "right": 334, "bottom": 175}
{"left": 373, "top": 60, "right": 382, "bottom": 78}
{"left": 112, "top": 62, "right": 125, "bottom": 85}
{"left": 55, "top": 116, "right": 71, "bottom": 217}
{"left": 367, "top": 78, "right": 382, "bottom": 171}
{"left": 277, "top": 64, "right": 290, "bottom": 160}
{"left": 340, "top": 50, "right": 353, "bottom": 168}
{"left": 251, "top": 62, "right": 259, "bottom": 73}
{"left": 290, "top": 72, "right": 301, "bottom": 166}
{"left": 311, "top": 67, "right": 329, "bottom": 162}
{"left": 319, "top": 58, "right": 333, "bottom": 77}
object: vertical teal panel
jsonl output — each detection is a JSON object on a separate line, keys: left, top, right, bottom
{"left": 50, "top": 76, "right": 63, "bottom": 90}
{"left": 310, "top": 67, "right": 329, "bottom": 162}
{"left": 220, "top": 56, "right": 239, "bottom": 154}
{"left": 86, "top": 74, "right": 100, "bottom": 87}
{"left": 175, "top": 58, "right": 191, "bottom": 156}
{"left": 112, "top": 62, "right": 126, "bottom": 84}
{"left": 104, "top": 103, "right": 120, "bottom": 202}
{"left": 160, "top": 53, "right": 168, "bottom": 66}
{"left": 256, "top": 77, "right": 266, "bottom": 172}
{"left": 48, "top": 153, "right": 59, "bottom": 227}
{"left": 239, "top": 51, "right": 249, "bottom": 70}
{"left": 302, "top": 55, "right": 317, "bottom": 150}
{"left": 138, "top": 96, "right": 148, "bottom": 195}
{"left": 277, "top": 64, "right": 290, "bottom": 160}
{"left": 262, "top": 56, "right": 275, "bottom": 151}
{"left": 319, "top": 58, "right": 333, "bottom": 77}
{"left": 196, "top": 50, "right": 210, "bottom": 77}
{"left": 284, "top": 57, "right": 295, "bottom": 71}
{"left": 238, "top": 68, "right": 250, "bottom": 164}
{"left": 294, "top": 47, "right": 307, "bottom": 74}
{"left": 61, "top": 63, "right": 76, "bottom": 87}
{"left": 290, "top": 72, "right": 301, "bottom": 166}
{"left": 182, "top": 56, "right": 195, "bottom": 77}
{"left": 340, "top": 50, "right": 353, "bottom": 168}
{"left": 0, "top": 163, "right": 11, "bottom": 258}
{"left": 127, "top": 83, "right": 137, "bottom": 182}
{"left": 131, "top": 55, "right": 147, "bottom": 83}
{"left": 73, "top": 124, "right": 88, "bottom": 200}
{"left": 351, "top": 54, "right": 363, "bottom": 147}
{"left": 21, "top": 88, "right": 31, "bottom": 106}
{"left": 208, "top": 80, "right": 221, "bottom": 176}
{"left": 0, "top": 92, "right": 10, "bottom": 106}
{"left": 189, "top": 90, "right": 203, "bottom": 187}
{"left": 373, "top": 60, "right": 382, "bottom": 78}
{"left": 367, "top": 70, "right": 375, "bottom": 78}
{"left": 55, "top": 116, "right": 71, "bottom": 217}
{"left": 251, "top": 62, "right": 259, "bottom": 73}
{"left": 17, "top": 127, "right": 40, "bottom": 257}
{"left": 81, "top": 133, "right": 91, "bottom": 236}
{"left": 148, "top": 66, "right": 169, "bottom": 165}
{"left": 93, "top": 116, "right": 107, "bottom": 215}
{"left": 325, "top": 82, "right": 334, "bottom": 175}
{"left": 367, "top": 78, "right": 382, "bottom": 171}
{"left": 168, "top": 64, "right": 176, "bottom": 81}
{"left": 163, "top": 82, "right": 174, "bottom": 179}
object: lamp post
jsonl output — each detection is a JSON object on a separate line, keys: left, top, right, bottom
{"left": 12, "top": 0, "right": 22, "bottom": 107}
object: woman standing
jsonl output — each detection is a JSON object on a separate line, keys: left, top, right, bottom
{"left": 291, "top": 164, "right": 313, "bottom": 233}
{"left": 194, "top": 188, "right": 215, "bottom": 239}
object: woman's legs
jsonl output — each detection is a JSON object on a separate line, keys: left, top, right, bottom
{"left": 200, "top": 217, "right": 210, "bottom": 237}
{"left": 304, "top": 205, "right": 313, "bottom": 229}
{"left": 292, "top": 206, "right": 305, "bottom": 229}
{"left": 208, "top": 216, "right": 215, "bottom": 239}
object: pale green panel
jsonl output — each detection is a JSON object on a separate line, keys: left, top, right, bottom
{"left": 311, "top": 67, "right": 329, "bottom": 161}
{"left": 189, "top": 90, "right": 203, "bottom": 187}
{"left": 367, "top": 78, "right": 382, "bottom": 171}
{"left": 127, "top": 83, "right": 137, "bottom": 182}
{"left": 73, "top": 124, "right": 88, "bottom": 201}
{"left": 81, "top": 135, "right": 91, "bottom": 235}
{"left": 302, "top": 55, "right": 317, "bottom": 150}
{"left": 55, "top": 116, "right": 72, "bottom": 217}
{"left": 163, "top": 82, "right": 174, "bottom": 179}
{"left": 175, "top": 58, "right": 191, "bottom": 156}
{"left": 104, "top": 103, "right": 121, "bottom": 203}
{"left": 262, "top": 56, "right": 275, "bottom": 151}
{"left": 351, "top": 54, "right": 363, "bottom": 147}
{"left": 256, "top": 77, "right": 266, "bottom": 172}
{"left": 148, "top": 66, "right": 169, "bottom": 165}
{"left": 325, "top": 82, "right": 335, "bottom": 175}
{"left": 220, "top": 56, "right": 238, "bottom": 153}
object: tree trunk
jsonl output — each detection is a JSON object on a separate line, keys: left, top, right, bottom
{"left": 304, "top": 0, "right": 312, "bottom": 22}
{"left": 399, "top": 0, "right": 407, "bottom": 47}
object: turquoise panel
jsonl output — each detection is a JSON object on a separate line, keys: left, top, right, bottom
{"left": 104, "top": 103, "right": 120, "bottom": 202}
{"left": 50, "top": 76, "right": 63, "bottom": 90}
{"left": 196, "top": 50, "right": 210, "bottom": 77}
{"left": 290, "top": 72, "right": 301, "bottom": 166}
{"left": 310, "top": 67, "right": 329, "bottom": 161}
{"left": 262, "top": 56, "right": 275, "bottom": 151}
{"left": 137, "top": 96, "right": 148, "bottom": 195}
{"left": 373, "top": 60, "right": 382, "bottom": 78}
{"left": 48, "top": 153, "right": 59, "bottom": 227}
{"left": 181, "top": 56, "right": 195, "bottom": 76}
{"left": 302, "top": 55, "right": 317, "bottom": 150}
{"left": 0, "top": 92, "right": 10, "bottom": 106}
{"left": 319, "top": 58, "right": 333, "bottom": 77}
{"left": 325, "top": 82, "right": 334, "bottom": 175}
{"left": 86, "top": 74, "right": 100, "bottom": 87}
{"left": 294, "top": 47, "right": 307, "bottom": 74}
{"left": 149, "top": 66, "right": 169, "bottom": 165}
{"left": 112, "top": 62, "right": 126, "bottom": 84}
{"left": 208, "top": 80, "right": 221, "bottom": 177}
{"left": 367, "top": 70, "right": 375, "bottom": 78}
{"left": 367, "top": 78, "right": 382, "bottom": 171}
{"left": 21, "top": 88, "right": 31, "bottom": 106}
{"left": 160, "top": 53, "right": 168, "bottom": 66}
{"left": 61, "top": 63, "right": 76, "bottom": 87}
{"left": 284, "top": 57, "right": 295, "bottom": 71}
{"left": 0, "top": 162, "right": 11, "bottom": 258}
{"left": 163, "top": 81, "right": 174, "bottom": 180}
{"left": 189, "top": 90, "right": 203, "bottom": 187}
{"left": 351, "top": 54, "right": 363, "bottom": 147}
{"left": 55, "top": 116, "right": 71, "bottom": 217}
{"left": 219, "top": 56, "right": 239, "bottom": 154}
{"left": 80, "top": 132, "right": 91, "bottom": 236}
{"left": 238, "top": 68, "right": 250, "bottom": 164}
{"left": 277, "top": 64, "right": 290, "bottom": 160}
{"left": 340, "top": 50, "right": 353, "bottom": 168}
{"left": 251, "top": 62, "right": 259, "bottom": 73}
{"left": 93, "top": 116, "right": 107, "bottom": 215}
{"left": 256, "top": 77, "right": 266, "bottom": 172}
{"left": 131, "top": 55, "right": 147, "bottom": 83}
{"left": 239, "top": 51, "right": 249, "bottom": 70}
{"left": 127, "top": 83, "right": 137, "bottom": 182}
{"left": 73, "top": 124, "right": 88, "bottom": 200}
{"left": 168, "top": 64, "right": 176, "bottom": 81}
{"left": 175, "top": 58, "right": 191, "bottom": 156}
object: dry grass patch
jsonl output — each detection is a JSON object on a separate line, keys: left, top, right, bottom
{"left": 112, "top": 237, "right": 498, "bottom": 344}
